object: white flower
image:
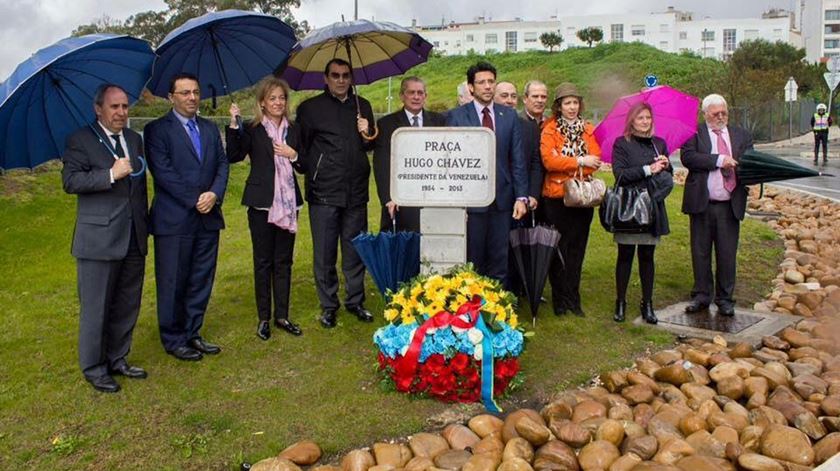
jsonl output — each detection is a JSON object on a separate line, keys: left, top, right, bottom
{"left": 452, "top": 326, "right": 467, "bottom": 334}
{"left": 467, "top": 328, "right": 484, "bottom": 345}
{"left": 473, "top": 344, "right": 483, "bottom": 361}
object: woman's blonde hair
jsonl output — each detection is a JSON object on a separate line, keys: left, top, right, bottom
{"left": 252, "top": 76, "right": 291, "bottom": 126}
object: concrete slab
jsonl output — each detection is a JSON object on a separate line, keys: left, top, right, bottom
{"left": 633, "top": 302, "right": 800, "bottom": 347}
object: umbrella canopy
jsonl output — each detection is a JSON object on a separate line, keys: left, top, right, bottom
{"left": 282, "top": 19, "right": 432, "bottom": 90}
{"left": 0, "top": 34, "right": 155, "bottom": 170}
{"left": 351, "top": 231, "right": 420, "bottom": 299}
{"left": 737, "top": 149, "right": 832, "bottom": 186}
{"left": 147, "top": 9, "right": 297, "bottom": 98}
{"left": 509, "top": 222, "right": 562, "bottom": 325}
{"left": 594, "top": 85, "right": 700, "bottom": 163}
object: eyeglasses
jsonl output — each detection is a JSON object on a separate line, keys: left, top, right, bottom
{"left": 173, "top": 90, "right": 200, "bottom": 97}
{"left": 328, "top": 72, "right": 351, "bottom": 80}
{"left": 709, "top": 111, "right": 728, "bottom": 118}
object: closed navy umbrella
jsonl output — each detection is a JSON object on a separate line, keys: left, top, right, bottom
{"left": 737, "top": 149, "right": 834, "bottom": 185}
{"left": 0, "top": 34, "right": 155, "bottom": 170}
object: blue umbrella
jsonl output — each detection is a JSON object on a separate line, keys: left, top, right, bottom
{"left": 351, "top": 230, "right": 420, "bottom": 299}
{"left": 147, "top": 9, "right": 297, "bottom": 103}
{"left": 0, "top": 34, "right": 155, "bottom": 170}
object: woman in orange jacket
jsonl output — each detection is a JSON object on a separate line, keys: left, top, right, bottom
{"left": 541, "top": 82, "right": 602, "bottom": 317}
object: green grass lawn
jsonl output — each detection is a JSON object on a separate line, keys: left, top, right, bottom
{"left": 0, "top": 163, "right": 781, "bottom": 469}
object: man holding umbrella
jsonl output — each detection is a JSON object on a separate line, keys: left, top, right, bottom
{"left": 680, "top": 94, "right": 753, "bottom": 317}
{"left": 296, "top": 58, "right": 376, "bottom": 328}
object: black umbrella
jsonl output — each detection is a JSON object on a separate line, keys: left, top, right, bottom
{"left": 737, "top": 149, "right": 834, "bottom": 186}
{"left": 509, "top": 213, "right": 563, "bottom": 326}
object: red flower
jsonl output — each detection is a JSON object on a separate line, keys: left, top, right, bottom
{"left": 450, "top": 353, "right": 470, "bottom": 373}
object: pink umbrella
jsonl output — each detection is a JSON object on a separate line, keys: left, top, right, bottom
{"left": 594, "top": 85, "right": 700, "bottom": 163}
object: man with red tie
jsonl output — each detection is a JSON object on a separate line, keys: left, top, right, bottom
{"left": 680, "top": 94, "right": 753, "bottom": 317}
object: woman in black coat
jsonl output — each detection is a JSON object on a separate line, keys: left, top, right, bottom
{"left": 611, "top": 102, "right": 673, "bottom": 324}
{"left": 227, "top": 77, "right": 305, "bottom": 340}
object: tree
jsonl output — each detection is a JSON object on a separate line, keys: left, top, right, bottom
{"left": 576, "top": 27, "right": 603, "bottom": 48}
{"left": 71, "top": 15, "right": 128, "bottom": 37}
{"left": 539, "top": 32, "right": 564, "bottom": 52}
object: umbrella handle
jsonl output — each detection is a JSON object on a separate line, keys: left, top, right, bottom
{"left": 361, "top": 124, "right": 379, "bottom": 141}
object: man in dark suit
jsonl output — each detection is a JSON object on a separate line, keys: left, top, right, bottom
{"left": 446, "top": 62, "right": 528, "bottom": 283}
{"left": 680, "top": 93, "right": 754, "bottom": 317}
{"left": 62, "top": 84, "right": 148, "bottom": 393}
{"left": 144, "top": 73, "right": 229, "bottom": 360}
{"left": 373, "top": 76, "right": 446, "bottom": 232}
{"left": 296, "top": 58, "right": 376, "bottom": 328}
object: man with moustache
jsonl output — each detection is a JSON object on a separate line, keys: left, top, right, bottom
{"left": 62, "top": 84, "right": 149, "bottom": 393}
{"left": 144, "top": 73, "right": 229, "bottom": 361}
{"left": 447, "top": 62, "right": 528, "bottom": 283}
{"left": 373, "top": 76, "right": 446, "bottom": 232}
{"left": 680, "top": 94, "right": 753, "bottom": 317}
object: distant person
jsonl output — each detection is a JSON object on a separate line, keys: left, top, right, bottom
{"left": 494, "top": 81, "right": 518, "bottom": 109}
{"left": 373, "top": 76, "right": 445, "bottom": 232}
{"left": 447, "top": 62, "right": 528, "bottom": 283}
{"left": 457, "top": 80, "right": 473, "bottom": 105}
{"left": 62, "top": 84, "right": 149, "bottom": 393}
{"left": 680, "top": 94, "right": 754, "bottom": 317}
{"left": 610, "top": 102, "right": 673, "bottom": 324}
{"left": 812, "top": 103, "right": 832, "bottom": 166}
{"left": 541, "top": 82, "right": 602, "bottom": 317}
{"left": 522, "top": 80, "right": 548, "bottom": 128}
{"left": 296, "top": 58, "right": 376, "bottom": 328}
{"left": 227, "top": 77, "right": 304, "bottom": 340}
{"left": 144, "top": 73, "right": 229, "bottom": 361}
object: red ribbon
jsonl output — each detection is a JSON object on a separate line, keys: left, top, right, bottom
{"left": 394, "top": 295, "right": 483, "bottom": 380}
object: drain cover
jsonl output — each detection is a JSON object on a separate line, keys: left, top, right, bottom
{"left": 663, "top": 312, "right": 763, "bottom": 334}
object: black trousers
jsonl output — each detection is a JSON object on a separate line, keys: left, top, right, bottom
{"left": 815, "top": 131, "right": 829, "bottom": 160}
{"left": 689, "top": 201, "right": 740, "bottom": 307}
{"left": 467, "top": 208, "right": 512, "bottom": 284}
{"left": 247, "top": 208, "right": 296, "bottom": 322}
{"left": 309, "top": 203, "right": 367, "bottom": 311}
{"left": 379, "top": 205, "right": 420, "bottom": 233}
{"left": 615, "top": 244, "right": 656, "bottom": 303}
{"left": 543, "top": 198, "right": 593, "bottom": 311}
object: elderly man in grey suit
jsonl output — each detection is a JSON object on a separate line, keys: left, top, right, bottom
{"left": 62, "top": 84, "right": 149, "bottom": 393}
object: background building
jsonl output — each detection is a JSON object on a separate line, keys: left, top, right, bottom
{"left": 414, "top": 7, "right": 801, "bottom": 60}
{"left": 802, "top": 0, "right": 840, "bottom": 62}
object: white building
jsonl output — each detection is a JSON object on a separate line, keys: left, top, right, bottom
{"left": 414, "top": 7, "right": 801, "bottom": 61}
{"left": 801, "top": 0, "right": 840, "bottom": 62}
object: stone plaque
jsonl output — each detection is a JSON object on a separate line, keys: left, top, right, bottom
{"left": 390, "top": 127, "right": 496, "bottom": 207}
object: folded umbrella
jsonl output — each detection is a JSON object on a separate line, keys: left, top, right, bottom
{"left": 509, "top": 214, "right": 562, "bottom": 326}
{"left": 0, "top": 34, "right": 155, "bottom": 170}
{"left": 351, "top": 229, "right": 421, "bottom": 299}
{"left": 737, "top": 149, "right": 833, "bottom": 185}
{"left": 594, "top": 85, "right": 700, "bottom": 163}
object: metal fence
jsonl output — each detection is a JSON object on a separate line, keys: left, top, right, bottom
{"left": 729, "top": 98, "right": 817, "bottom": 143}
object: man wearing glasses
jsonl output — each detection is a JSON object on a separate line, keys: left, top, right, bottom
{"left": 144, "top": 73, "right": 229, "bottom": 360}
{"left": 295, "top": 58, "right": 376, "bottom": 328}
{"left": 680, "top": 94, "right": 753, "bottom": 317}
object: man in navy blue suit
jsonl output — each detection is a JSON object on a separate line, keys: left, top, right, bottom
{"left": 144, "top": 73, "right": 229, "bottom": 361}
{"left": 446, "top": 62, "right": 528, "bottom": 283}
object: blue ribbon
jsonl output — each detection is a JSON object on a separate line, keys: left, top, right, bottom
{"left": 474, "top": 307, "right": 501, "bottom": 413}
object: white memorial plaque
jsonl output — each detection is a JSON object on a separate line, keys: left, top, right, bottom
{"left": 390, "top": 127, "right": 496, "bottom": 208}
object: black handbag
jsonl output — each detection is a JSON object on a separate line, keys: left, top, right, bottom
{"left": 599, "top": 177, "right": 654, "bottom": 234}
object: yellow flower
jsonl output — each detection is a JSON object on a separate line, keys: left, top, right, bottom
{"left": 485, "top": 290, "right": 500, "bottom": 303}
{"left": 428, "top": 301, "right": 445, "bottom": 315}
{"left": 384, "top": 308, "right": 398, "bottom": 321}
{"left": 410, "top": 284, "right": 424, "bottom": 300}
{"left": 509, "top": 313, "right": 519, "bottom": 328}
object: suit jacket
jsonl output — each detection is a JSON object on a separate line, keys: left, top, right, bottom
{"left": 144, "top": 111, "right": 229, "bottom": 235}
{"left": 62, "top": 125, "right": 149, "bottom": 260}
{"left": 519, "top": 117, "right": 544, "bottom": 199}
{"left": 373, "top": 108, "right": 446, "bottom": 206}
{"left": 680, "top": 123, "right": 754, "bottom": 220}
{"left": 445, "top": 103, "right": 527, "bottom": 212}
{"left": 225, "top": 121, "right": 304, "bottom": 208}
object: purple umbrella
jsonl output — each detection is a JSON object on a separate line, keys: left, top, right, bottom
{"left": 594, "top": 85, "right": 700, "bottom": 163}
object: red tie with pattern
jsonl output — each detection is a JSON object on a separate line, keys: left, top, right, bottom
{"left": 482, "top": 107, "right": 494, "bottom": 131}
{"left": 713, "top": 129, "right": 737, "bottom": 192}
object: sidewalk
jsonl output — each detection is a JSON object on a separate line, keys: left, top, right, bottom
{"left": 756, "top": 126, "right": 840, "bottom": 150}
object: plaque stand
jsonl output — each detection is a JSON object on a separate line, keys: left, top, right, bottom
{"left": 419, "top": 207, "right": 466, "bottom": 274}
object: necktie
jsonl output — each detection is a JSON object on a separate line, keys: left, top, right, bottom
{"left": 713, "top": 129, "right": 737, "bottom": 192}
{"left": 111, "top": 134, "right": 125, "bottom": 158}
{"left": 186, "top": 120, "right": 202, "bottom": 160}
{"left": 411, "top": 115, "right": 419, "bottom": 127}
{"left": 482, "top": 107, "right": 494, "bottom": 131}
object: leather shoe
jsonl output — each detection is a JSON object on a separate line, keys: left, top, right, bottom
{"left": 109, "top": 363, "right": 147, "bottom": 379}
{"left": 87, "top": 375, "right": 120, "bottom": 393}
{"left": 571, "top": 306, "right": 586, "bottom": 317}
{"left": 347, "top": 305, "right": 374, "bottom": 322}
{"left": 274, "top": 318, "right": 302, "bottom": 336}
{"left": 641, "top": 301, "right": 658, "bottom": 325}
{"left": 613, "top": 300, "right": 626, "bottom": 322}
{"left": 320, "top": 309, "right": 337, "bottom": 328}
{"left": 170, "top": 345, "right": 203, "bottom": 361}
{"left": 718, "top": 304, "right": 736, "bottom": 317}
{"left": 257, "top": 321, "right": 271, "bottom": 340}
{"left": 189, "top": 337, "right": 221, "bottom": 355}
{"left": 684, "top": 300, "right": 710, "bottom": 314}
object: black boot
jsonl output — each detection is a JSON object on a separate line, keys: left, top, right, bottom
{"left": 613, "top": 300, "right": 626, "bottom": 322}
{"left": 641, "top": 301, "right": 658, "bottom": 324}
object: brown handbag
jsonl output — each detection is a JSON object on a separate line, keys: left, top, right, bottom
{"left": 563, "top": 166, "right": 606, "bottom": 208}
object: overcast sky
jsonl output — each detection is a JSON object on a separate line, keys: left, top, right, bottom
{"left": 0, "top": 0, "right": 795, "bottom": 80}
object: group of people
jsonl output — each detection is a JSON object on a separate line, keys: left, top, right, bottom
{"left": 61, "top": 58, "right": 754, "bottom": 394}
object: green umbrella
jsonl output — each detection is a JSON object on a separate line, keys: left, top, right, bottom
{"left": 737, "top": 149, "right": 833, "bottom": 186}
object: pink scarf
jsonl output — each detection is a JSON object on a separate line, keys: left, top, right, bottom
{"left": 261, "top": 116, "right": 297, "bottom": 233}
